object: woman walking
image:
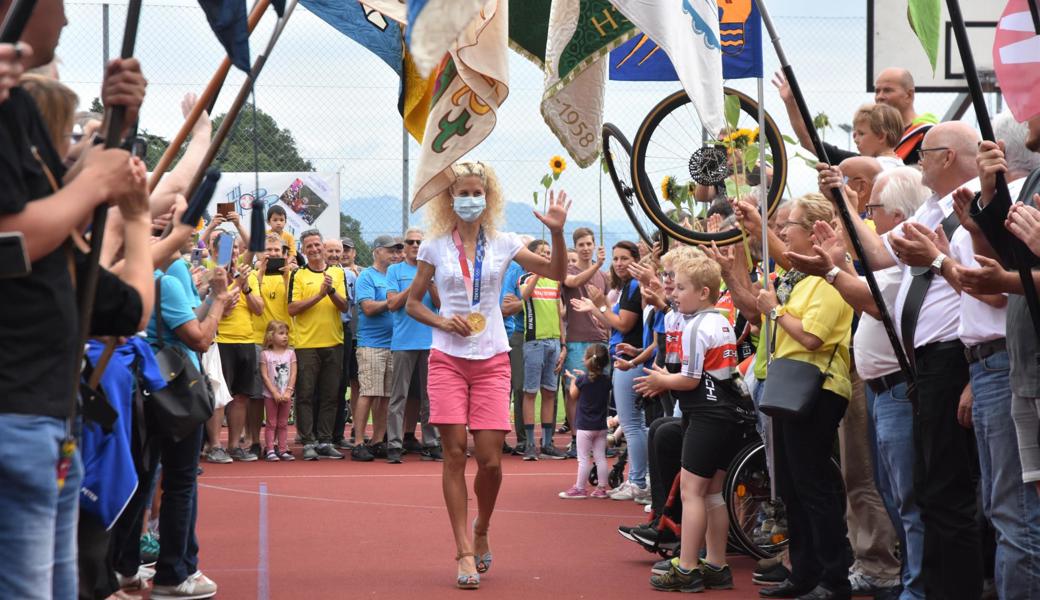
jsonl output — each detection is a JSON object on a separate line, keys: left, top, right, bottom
{"left": 406, "top": 161, "right": 570, "bottom": 589}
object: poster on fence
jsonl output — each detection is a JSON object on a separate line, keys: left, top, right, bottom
{"left": 208, "top": 172, "right": 341, "bottom": 251}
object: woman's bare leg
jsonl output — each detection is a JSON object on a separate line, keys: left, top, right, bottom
{"left": 472, "top": 429, "right": 506, "bottom": 562}
{"left": 440, "top": 424, "right": 476, "bottom": 574}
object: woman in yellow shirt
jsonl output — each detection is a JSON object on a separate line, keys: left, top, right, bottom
{"left": 754, "top": 193, "right": 855, "bottom": 599}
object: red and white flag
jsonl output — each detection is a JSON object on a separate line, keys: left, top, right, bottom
{"left": 993, "top": 0, "right": 1040, "bottom": 122}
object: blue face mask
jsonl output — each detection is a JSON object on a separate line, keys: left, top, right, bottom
{"left": 453, "top": 196, "right": 486, "bottom": 223}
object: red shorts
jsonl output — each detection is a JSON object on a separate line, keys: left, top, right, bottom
{"left": 427, "top": 349, "right": 511, "bottom": 431}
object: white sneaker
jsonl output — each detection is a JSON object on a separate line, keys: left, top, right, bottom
{"left": 632, "top": 485, "right": 652, "bottom": 505}
{"left": 150, "top": 571, "right": 217, "bottom": 599}
{"left": 115, "top": 571, "right": 149, "bottom": 592}
{"left": 644, "top": 503, "right": 653, "bottom": 513}
{"left": 609, "top": 481, "right": 645, "bottom": 501}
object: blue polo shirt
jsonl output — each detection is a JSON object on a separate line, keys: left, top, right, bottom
{"left": 356, "top": 266, "right": 393, "bottom": 348}
{"left": 386, "top": 260, "right": 435, "bottom": 351}
{"left": 500, "top": 261, "right": 524, "bottom": 336}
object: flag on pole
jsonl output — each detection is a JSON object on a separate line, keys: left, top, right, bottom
{"left": 540, "top": 1, "right": 635, "bottom": 168}
{"left": 609, "top": 0, "right": 726, "bottom": 135}
{"left": 411, "top": 0, "right": 509, "bottom": 210}
{"left": 994, "top": 0, "right": 1040, "bottom": 122}
{"left": 198, "top": 0, "right": 251, "bottom": 72}
{"left": 610, "top": 0, "right": 762, "bottom": 81}
{"left": 271, "top": 0, "right": 286, "bottom": 17}
{"left": 907, "top": 0, "right": 942, "bottom": 73}
{"left": 406, "top": 0, "right": 487, "bottom": 76}
{"left": 508, "top": 0, "right": 552, "bottom": 67}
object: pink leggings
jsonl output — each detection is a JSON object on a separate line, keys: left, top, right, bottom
{"left": 575, "top": 429, "right": 610, "bottom": 490}
{"left": 264, "top": 397, "right": 291, "bottom": 451}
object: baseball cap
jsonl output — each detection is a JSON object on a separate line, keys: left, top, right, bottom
{"left": 372, "top": 235, "right": 404, "bottom": 250}
{"left": 341, "top": 237, "right": 356, "bottom": 249}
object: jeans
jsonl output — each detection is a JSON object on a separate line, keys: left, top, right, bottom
{"left": 613, "top": 364, "right": 647, "bottom": 486}
{"left": 969, "top": 350, "right": 1040, "bottom": 600}
{"left": 869, "top": 382, "right": 925, "bottom": 600}
{"left": 154, "top": 425, "right": 204, "bottom": 587}
{"left": 911, "top": 341, "right": 981, "bottom": 600}
{"left": 774, "top": 391, "right": 853, "bottom": 592}
{"left": 0, "top": 414, "right": 82, "bottom": 600}
{"left": 522, "top": 338, "right": 560, "bottom": 393}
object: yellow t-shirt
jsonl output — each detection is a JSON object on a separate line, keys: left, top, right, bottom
{"left": 289, "top": 265, "right": 346, "bottom": 349}
{"left": 216, "top": 273, "right": 262, "bottom": 344}
{"left": 253, "top": 271, "right": 293, "bottom": 345}
{"left": 773, "top": 275, "right": 853, "bottom": 400}
{"left": 269, "top": 229, "right": 296, "bottom": 255}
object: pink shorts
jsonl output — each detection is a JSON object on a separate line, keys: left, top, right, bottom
{"left": 428, "top": 349, "right": 511, "bottom": 431}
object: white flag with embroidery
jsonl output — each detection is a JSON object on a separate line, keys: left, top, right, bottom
{"left": 411, "top": 0, "right": 509, "bottom": 210}
{"left": 609, "top": 0, "right": 725, "bottom": 135}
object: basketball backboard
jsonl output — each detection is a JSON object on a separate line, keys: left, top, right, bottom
{"left": 867, "top": 0, "right": 1006, "bottom": 92}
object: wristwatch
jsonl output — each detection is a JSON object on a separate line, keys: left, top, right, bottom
{"left": 242, "top": 286, "right": 252, "bottom": 295}
{"left": 598, "top": 305, "right": 607, "bottom": 313}
{"left": 930, "top": 253, "right": 947, "bottom": 275}
{"left": 824, "top": 265, "right": 841, "bottom": 284}
{"left": 768, "top": 307, "right": 779, "bottom": 321}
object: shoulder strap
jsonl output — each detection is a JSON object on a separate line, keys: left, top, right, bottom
{"left": 1019, "top": 168, "right": 1040, "bottom": 206}
{"left": 899, "top": 209, "right": 960, "bottom": 366}
{"left": 153, "top": 278, "right": 166, "bottom": 348}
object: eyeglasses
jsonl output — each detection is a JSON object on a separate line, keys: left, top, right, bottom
{"left": 404, "top": 239, "right": 422, "bottom": 246}
{"left": 781, "top": 219, "right": 812, "bottom": 231}
{"left": 918, "top": 146, "right": 950, "bottom": 157}
{"left": 660, "top": 271, "right": 675, "bottom": 280}
{"left": 864, "top": 203, "right": 884, "bottom": 218}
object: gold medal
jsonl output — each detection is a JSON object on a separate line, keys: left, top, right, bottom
{"left": 467, "top": 312, "right": 487, "bottom": 335}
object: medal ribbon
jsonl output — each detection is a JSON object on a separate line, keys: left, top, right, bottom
{"left": 451, "top": 226, "right": 486, "bottom": 311}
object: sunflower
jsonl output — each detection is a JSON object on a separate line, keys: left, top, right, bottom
{"left": 661, "top": 175, "right": 675, "bottom": 201}
{"left": 723, "top": 128, "right": 758, "bottom": 148}
{"left": 549, "top": 155, "right": 567, "bottom": 175}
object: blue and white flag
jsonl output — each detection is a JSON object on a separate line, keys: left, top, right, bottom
{"left": 406, "top": 0, "right": 487, "bottom": 76}
{"left": 609, "top": 0, "right": 725, "bottom": 135}
{"left": 198, "top": 0, "right": 250, "bottom": 72}
{"left": 609, "top": 0, "right": 761, "bottom": 81}
{"left": 302, "top": 0, "right": 404, "bottom": 76}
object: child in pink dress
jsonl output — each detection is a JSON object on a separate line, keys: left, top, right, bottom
{"left": 259, "top": 320, "right": 296, "bottom": 461}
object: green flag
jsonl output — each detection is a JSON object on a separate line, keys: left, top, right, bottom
{"left": 907, "top": 0, "right": 942, "bottom": 73}
{"left": 509, "top": 0, "right": 551, "bottom": 67}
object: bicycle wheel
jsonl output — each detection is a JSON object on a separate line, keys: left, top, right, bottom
{"left": 602, "top": 123, "right": 669, "bottom": 252}
{"left": 724, "top": 441, "right": 788, "bottom": 560}
{"left": 630, "top": 87, "right": 788, "bottom": 246}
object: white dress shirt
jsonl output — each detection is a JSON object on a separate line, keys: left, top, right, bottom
{"left": 882, "top": 178, "right": 979, "bottom": 349}
{"left": 853, "top": 266, "right": 903, "bottom": 380}
{"left": 417, "top": 231, "right": 523, "bottom": 360}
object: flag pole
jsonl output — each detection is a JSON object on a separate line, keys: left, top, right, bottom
{"left": 755, "top": 76, "right": 776, "bottom": 500}
{"left": 753, "top": 0, "right": 916, "bottom": 385}
{"left": 1028, "top": 0, "right": 1040, "bottom": 35}
{"left": 147, "top": 0, "right": 271, "bottom": 194}
{"left": 946, "top": 0, "right": 1040, "bottom": 341}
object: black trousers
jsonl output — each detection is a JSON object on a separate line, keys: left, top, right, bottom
{"left": 648, "top": 416, "right": 683, "bottom": 519}
{"left": 774, "top": 390, "right": 852, "bottom": 592}
{"left": 153, "top": 425, "right": 204, "bottom": 586}
{"left": 333, "top": 326, "right": 353, "bottom": 442}
{"left": 911, "top": 341, "right": 981, "bottom": 600}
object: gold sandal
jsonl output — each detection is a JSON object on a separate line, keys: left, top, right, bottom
{"left": 456, "top": 552, "right": 480, "bottom": 590}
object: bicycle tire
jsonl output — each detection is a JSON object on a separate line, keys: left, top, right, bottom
{"left": 630, "top": 87, "right": 788, "bottom": 246}
{"left": 724, "top": 441, "right": 787, "bottom": 560}
{"left": 602, "top": 122, "right": 669, "bottom": 252}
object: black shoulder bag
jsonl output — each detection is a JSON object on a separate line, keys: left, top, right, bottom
{"left": 145, "top": 278, "right": 214, "bottom": 441}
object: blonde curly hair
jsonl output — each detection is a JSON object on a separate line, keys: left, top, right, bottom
{"left": 424, "top": 161, "right": 505, "bottom": 238}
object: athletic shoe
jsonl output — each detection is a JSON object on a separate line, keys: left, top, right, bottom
{"left": 278, "top": 450, "right": 295, "bottom": 461}
{"left": 652, "top": 557, "right": 677, "bottom": 577}
{"left": 139, "top": 532, "right": 159, "bottom": 564}
{"left": 618, "top": 518, "right": 655, "bottom": 543}
{"left": 115, "top": 570, "right": 149, "bottom": 592}
{"left": 264, "top": 450, "right": 279, "bottom": 462}
{"left": 633, "top": 486, "right": 652, "bottom": 505}
{"left": 650, "top": 562, "right": 704, "bottom": 593}
{"left": 387, "top": 448, "right": 403, "bottom": 464}
{"left": 302, "top": 445, "right": 319, "bottom": 461}
{"left": 511, "top": 442, "right": 527, "bottom": 456}
{"left": 609, "top": 481, "right": 645, "bottom": 501}
{"left": 644, "top": 503, "right": 653, "bottom": 513}
{"left": 539, "top": 445, "right": 567, "bottom": 460}
{"left": 700, "top": 559, "right": 734, "bottom": 590}
{"left": 848, "top": 570, "right": 899, "bottom": 595}
{"left": 421, "top": 446, "right": 444, "bottom": 461}
{"left": 523, "top": 443, "right": 539, "bottom": 461}
{"left": 590, "top": 487, "right": 609, "bottom": 499}
{"left": 565, "top": 440, "right": 578, "bottom": 459}
{"left": 336, "top": 439, "right": 355, "bottom": 450}
{"left": 633, "top": 525, "right": 679, "bottom": 549}
{"left": 753, "top": 562, "right": 791, "bottom": 585}
{"left": 316, "top": 443, "right": 344, "bottom": 459}
{"left": 502, "top": 441, "right": 514, "bottom": 454}
{"left": 558, "top": 485, "right": 588, "bottom": 499}
{"left": 556, "top": 423, "right": 571, "bottom": 434}
{"left": 150, "top": 572, "right": 217, "bottom": 599}
{"left": 249, "top": 443, "right": 262, "bottom": 458}
{"left": 351, "top": 444, "right": 375, "bottom": 462}
{"left": 228, "top": 447, "right": 257, "bottom": 462}
{"left": 370, "top": 441, "right": 388, "bottom": 459}
{"left": 204, "top": 447, "right": 232, "bottom": 464}
{"left": 403, "top": 436, "right": 424, "bottom": 454}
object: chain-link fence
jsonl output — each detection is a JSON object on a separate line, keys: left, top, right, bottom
{"left": 58, "top": 2, "right": 974, "bottom": 264}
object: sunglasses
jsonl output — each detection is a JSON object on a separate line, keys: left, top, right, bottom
{"left": 404, "top": 239, "right": 422, "bottom": 246}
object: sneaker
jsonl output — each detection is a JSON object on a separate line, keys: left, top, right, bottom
{"left": 632, "top": 525, "right": 680, "bottom": 549}
{"left": 590, "top": 487, "right": 609, "bottom": 499}
{"left": 139, "top": 532, "right": 159, "bottom": 564}
{"left": 558, "top": 485, "right": 588, "bottom": 499}
{"left": 249, "top": 443, "right": 262, "bottom": 458}
{"left": 523, "top": 443, "right": 539, "bottom": 461}
{"left": 565, "top": 440, "right": 578, "bottom": 459}
{"left": 649, "top": 562, "right": 704, "bottom": 593}
{"left": 700, "top": 559, "right": 734, "bottom": 590}
{"left": 315, "top": 443, "right": 344, "bottom": 459}
{"left": 609, "top": 481, "right": 646, "bottom": 501}
{"left": 849, "top": 570, "right": 900, "bottom": 595}
{"left": 511, "top": 441, "right": 527, "bottom": 456}
{"left": 351, "top": 444, "right": 375, "bottom": 462}
{"left": 633, "top": 485, "right": 652, "bottom": 505}
{"left": 421, "top": 445, "right": 444, "bottom": 461}
{"left": 403, "top": 436, "right": 423, "bottom": 454}
{"left": 278, "top": 450, "right": 295, "bottom": 461}
{"left": 228, "top": 447, "right": 257, "bottom": 462}
{"left": 336, "top": 439, "right": 355, "bottom": 450}
{"left": 753, "top": 562, "right": 790, "bottom": 585}
{"left": 652, "top": 557, "right": 677, "bottom": 576}
{"left": 264, "top": 450, "right": 279, "bottom": 462}
{"left": 556, "top": 423, "right": 571, "bottom": 434}
{"left": 204, "top": 447, "right": 232, "bottom": 464}
{"left": 115, "top": 571, "right": 149, "bottom": 592}
{"left": 539, "top": 445, "right": 567, "bottom": 460}
{"left": 302, "top": 445, "right": 319, "bottom": 461}
{"left": 150, "top": 573, "right": 217, "bottom": 599}
{"left": 618, "top": 518, "right": 655, "bottom": 543}
{"left": 644, "top": 503, "right": 653, "bottom": 513}
{"left": 502, "top": 441, "right": 514, "bottom": 454}
{"left": 387, "top": 448, "right": 403, "bottom": 464}
{"left": 370, "top": 441, "right": 388, "bottom": 459}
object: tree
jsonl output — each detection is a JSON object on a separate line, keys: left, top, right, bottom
{"left": 341, "top": 213, "right": 372, "bottom": 267}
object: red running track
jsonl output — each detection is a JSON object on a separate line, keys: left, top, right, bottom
{"left": 153, "top": 433, "right": 765, "bottom": 599}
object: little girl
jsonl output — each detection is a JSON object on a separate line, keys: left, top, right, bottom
{"left": 260, "top": 320, "right": 296, "bottom": 461}
{"left": 559, "top": 344, "right": 612, "bottom": 499}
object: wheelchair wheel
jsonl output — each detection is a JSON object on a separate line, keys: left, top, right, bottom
{"left": 630, "top": 87, "right": 788, "bottom": 247}
{"left": 608, "top": 451, "right": 627, "bottom": 490}
{"left": 602, "top": 123, "right": 669, "bottom": 252}
{"left": 724, "top": 441, "right": 788, "bottom": 560}
{"left": 588, "top": 464, "right": 598, "bottom": 487}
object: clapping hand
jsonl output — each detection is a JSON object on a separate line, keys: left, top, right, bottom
{"left": 890, "top": 222, "right": 940, "bottom": 267}
{"left": 1006, "top": 200, "right": 1040, "bottom": 256}
{"left": 633, "top": 364, "right": 669, "bottom": 397}
{"left": 958, "top": 255, "right": 1011, "bottom": 296}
